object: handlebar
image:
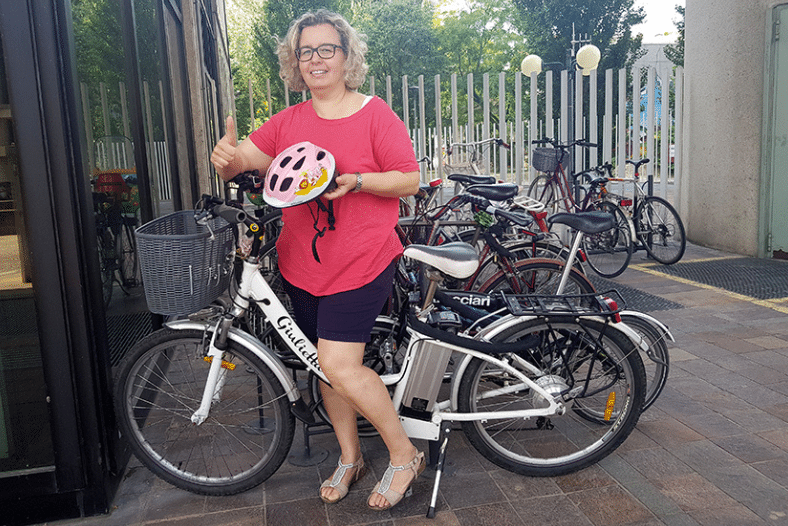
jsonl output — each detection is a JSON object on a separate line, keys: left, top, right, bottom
{"left": 446, "top": 138, "right": 510, "bottom": 156}
{"left": 531, "top": 137, "right": 598, "bottom": 149}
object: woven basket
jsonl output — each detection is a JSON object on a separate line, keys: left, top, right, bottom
{"left": 531, "top": 148, "right": 569, "bottom": 173}
{"left": 136, "top": 211, "right": 234, "bottom": 316}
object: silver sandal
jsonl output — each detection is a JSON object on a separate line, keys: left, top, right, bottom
{"left": 368, "top": 451, "right": 425, "bottom": 511}
{"left": 319, "top": 456, "right": 367, "bottom": 504}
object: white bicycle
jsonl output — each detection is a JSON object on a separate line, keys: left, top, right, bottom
{"left": 114, "top": 191, "right": 649, "bottom": 514}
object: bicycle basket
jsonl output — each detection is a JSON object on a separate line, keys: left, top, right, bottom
{"left": 531, "top": 148, "right": 568, "bottom": 173}
{"left": 135, "top": 210, "right": 235, "bottom": 316}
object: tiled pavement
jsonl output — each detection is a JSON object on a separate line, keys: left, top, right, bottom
{"left": 46, "top": 243, "right": 788, "bottom": 526}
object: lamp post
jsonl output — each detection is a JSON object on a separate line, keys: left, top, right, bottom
{"left": 520, "top": 26, "right": 601, "bottom": 179}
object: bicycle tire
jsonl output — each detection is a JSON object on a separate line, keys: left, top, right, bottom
{"left": 114, "top": 328, "right": 295, "bottom": 495}
{"left": 475, "top": 258, "right": 596, "bottom": 295}
{"left": 457, "top": 317, "right": 646, "bottom": 477}
{"left": 527, "top": 174, "right": 558, "bottom": 210}
{"left": 635, "top": 196, "right": 686, "bottom": 265}
{"left": 620, "top": 314, "right": 670, "bottom": 410}
{"left": 582, "top": 201, "right": 633, "bottom": 278}
{"left": 116, "top": 216, "right": 138, "bottom": 287}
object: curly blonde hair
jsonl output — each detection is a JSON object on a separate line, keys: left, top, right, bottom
{"left": 277, "top": 10, "right": 369, "bottom": 92}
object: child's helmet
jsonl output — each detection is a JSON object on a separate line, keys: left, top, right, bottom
{"left": 264, "top": 141, "right": 337, "bottom": 208}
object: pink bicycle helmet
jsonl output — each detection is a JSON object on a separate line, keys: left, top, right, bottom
{"left": 264, "top": 141, "right": 337, "bottom": 208}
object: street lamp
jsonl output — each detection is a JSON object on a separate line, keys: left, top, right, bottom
{"left": 520, "top": 28, "right": 601, "bottom": 179}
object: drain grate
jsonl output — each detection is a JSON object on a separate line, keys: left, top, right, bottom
{"left": 107, "top": 312, "right": 154, "bottom": 366}
{"left": 588, "top": 275, "right": 683, "bottom": 312}
{"left": 648, "top": 257, "right": 788, "bottom": 300}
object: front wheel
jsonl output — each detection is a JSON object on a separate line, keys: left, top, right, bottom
{"left": 474, "top": 258, "right": 596, "bottom": 295}
{"left": 635, "top": 196, "right": 686, "bottom": 265}
{"left": 583, "top": 201, "right": 633, "bottom": 278}
{"left": 457, "top": 318, "right": 646, "bottom": 476}
{"left": 114, "top": 328, "right": 295, "bottom": 495}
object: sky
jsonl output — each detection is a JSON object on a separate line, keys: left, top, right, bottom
{"left": 631, "top": 0, "right": 685, "bottom": 43}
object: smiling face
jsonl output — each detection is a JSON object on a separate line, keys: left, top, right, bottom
{"left": 297, "top": 24, "right": 347, "bottom": 94}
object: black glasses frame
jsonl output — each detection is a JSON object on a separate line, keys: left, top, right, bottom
{"left": 295, "top": 44, "right": 345, "bottom": 62}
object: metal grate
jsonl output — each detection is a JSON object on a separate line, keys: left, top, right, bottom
{"left": 588, "top": 275, "right": 684, "bottom": 312}
{"left": 648, "top": 258, "right": 788, "bottom": 301}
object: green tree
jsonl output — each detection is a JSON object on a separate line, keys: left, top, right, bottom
{"left": 511, "top": 0, "right": 646, "bottom": 73}
{"left": 664, "top": 5, "right": 685, "bottom": 67}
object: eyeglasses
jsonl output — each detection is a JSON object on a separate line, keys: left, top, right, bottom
{"left": 295, "top": 44, "right": 345, "bottom": 62}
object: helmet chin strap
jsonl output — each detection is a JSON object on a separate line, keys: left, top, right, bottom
{"left": 310, "top": 198, "right": 336, "bottom": 263}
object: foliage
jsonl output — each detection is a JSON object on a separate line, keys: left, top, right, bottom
{"left": 663, "top": 5, "right": 685, "bottom": 68}
{"left": 511, "top": 0, "right": 646, "bottom": 73}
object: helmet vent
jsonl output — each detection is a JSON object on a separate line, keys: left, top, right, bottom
{"left": 293, "top": 156, "right": 306, "bottom": 170}
{"left": 279, "top": 156, "right": 292, "bottom": 168}
{"left": 279, "top": 177, "right": 294, "bottom": 192}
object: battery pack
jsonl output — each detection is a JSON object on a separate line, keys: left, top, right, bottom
{"left": 402, "top": 340, "right": 453, "bottom": 412}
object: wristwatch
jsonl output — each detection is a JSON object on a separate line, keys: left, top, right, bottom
{"left": 352, "top": 172, "right": 363, "bottom": 193}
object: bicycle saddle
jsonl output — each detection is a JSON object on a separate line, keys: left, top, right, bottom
{"left": 447, "top": 174, "right": 496, "bottom": 186}
{"left": 466, "top": 183, "right": 518, "bottom": 202}
{"left": 403, "top": 242, "right": 479, "bottom": 279}
{"left": 548, "top": 211, "right": 615, "bottom": 234}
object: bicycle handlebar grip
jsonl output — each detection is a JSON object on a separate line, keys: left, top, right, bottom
{"left": 531, "top": 138, "right": 553, "bottom": 145}
{"left": 577, "top": 141, "right": 598, "bottom": 148}
{"left": 214, "top": 203, "right": 248, "bottom": 225}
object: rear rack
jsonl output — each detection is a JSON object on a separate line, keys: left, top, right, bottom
{"left": 500, "top": 290, "right": 626, "bottom": 317}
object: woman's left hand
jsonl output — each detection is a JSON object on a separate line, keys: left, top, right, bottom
{"left": 324, "top": 172, "right": 358, "bottom": 200}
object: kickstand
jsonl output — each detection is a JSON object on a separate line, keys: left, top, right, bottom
{"left": 426, "top": 426, "right": 450, "bottom": 519}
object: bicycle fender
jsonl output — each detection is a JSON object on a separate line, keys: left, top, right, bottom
{"left": 619, "top": 310, "right": 675, "bottom": 342}
{"left": 164, "top": 319, "right": 301, "bottom": 403}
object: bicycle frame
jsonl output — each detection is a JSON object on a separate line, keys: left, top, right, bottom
{"left": 178, "top": 251, "right": 568, "bottom": 442}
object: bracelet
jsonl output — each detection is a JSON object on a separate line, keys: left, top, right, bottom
{"left": 352, "top": 172, "right": 363, "bottom": 193}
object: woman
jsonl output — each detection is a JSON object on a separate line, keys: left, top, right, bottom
{"left": 210, "top": 10, "right": 423, "bottom": 511}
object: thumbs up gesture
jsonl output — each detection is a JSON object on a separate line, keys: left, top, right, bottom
{"left": 210, "top": 116, "right": 241, "bottom": 181}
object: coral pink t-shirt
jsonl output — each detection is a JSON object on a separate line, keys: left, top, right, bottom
{"left": 249, "top": 96, "right": 418, "bottom": 295}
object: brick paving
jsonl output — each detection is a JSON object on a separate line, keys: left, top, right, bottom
{"left": 42, "top": 242, "right": 788, "bottom": 526}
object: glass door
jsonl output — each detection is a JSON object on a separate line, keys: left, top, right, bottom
{"left": 0, "top": 35, "right": 55, "bottom": 478}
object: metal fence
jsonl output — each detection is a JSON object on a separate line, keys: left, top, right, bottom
{"left": 262, "top": 65, "right": 683, "bottom": 201}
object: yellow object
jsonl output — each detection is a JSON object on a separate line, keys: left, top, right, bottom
{"left": 203, "top": 356, "right": 236, "bottom": 370}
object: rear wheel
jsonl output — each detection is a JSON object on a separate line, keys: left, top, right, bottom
{"left": 457, "top": 317, "right": 646, "bottom": 476}
{"left": 636, "top": 197, "right": 686, "bottom": 265}
{"left": 527, "top": 175, "right": 559, "bottom": 211}
{"left": 620, "top": 314, "right": 670, "bottom": 410}
{"left": 116, "top": 216, "right": 138, "bottom": 287}
{"left": 583, "top": 201, "right": 633, "bottom": 278}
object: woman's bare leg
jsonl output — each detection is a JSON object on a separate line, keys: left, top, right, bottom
{"left": 318, "top": 339, "right": 419, "bottom": 508}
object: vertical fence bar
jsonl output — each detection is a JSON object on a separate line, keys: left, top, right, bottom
{"left": 515, "top": 71, "right": 523, "bottom": 185}
{"left": 498, "top": 72, "right": 507, "bottom": 180}
{"left": 467, "top": 73, "right": 475, "bottom": 144}
{"left": 435, "top": 74, "right": 443, "bottom": 183}
{"left": 589, "top": 69, "right": 598, "bottom": 167}
{"left": 529, "top": 71, "right": 538, "bottom": 183}
{"left": 660, "top": 67, "right": 670, "bottom": 198}
{"left": 618, "top": 69, "right": 626, "bottom": 178}
{"left": 632, "top": 68, "right": 640, "bottom": 161}
{"left": 674, "top": 66, "right": 683, "bottom": 208}
{"left": 647, "top": 67, "right": 656, "bottom": 178}
{"left": 560, "top": 71, "right": 569, "bottom": 144}
{"left": 418, "top": 75, "right": 427, "bottom": 182}
{"left": 545, "top": 71, "right": 554, "bottom": 141}
{"left": 483, "top": 73, "right": 490, "bottom": 173}
{"left": 604, "top": 68, "right": 613, "bottom": 163}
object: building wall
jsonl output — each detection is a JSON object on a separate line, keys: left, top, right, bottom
{"left": 682, "top": 0, "right": 778, "bottom": 255}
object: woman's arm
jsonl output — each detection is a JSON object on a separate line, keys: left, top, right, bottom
{"left": 210, "top": 116, "right": 273, "bottom": 181}
{"left": 324, "top": 170, "right": 420, "bottom": 201}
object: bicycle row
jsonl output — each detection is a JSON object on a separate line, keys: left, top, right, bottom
{"left": 113, "top": 170, "right": 674, "bottom": 518}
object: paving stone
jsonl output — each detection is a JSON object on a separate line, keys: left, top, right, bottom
{"left": 507, "top": 494, "right": 593, "bottom": 526}
{"left": 453, "top": 503, "right": 530, "bottom": 526}
{"left": 687, "top": 505, "right": 768, "bottom": 526}
{"left": 266, "top": 497, "right": 328, "bottom": 526}
{"left": 651, "top": 473, "right": 739, "bottom": 512}
{"left": 567, "top": 484, "right": 653, "bottom": 526}
{"left": 711, "top": 434, "right": 786, "bottom": 463}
